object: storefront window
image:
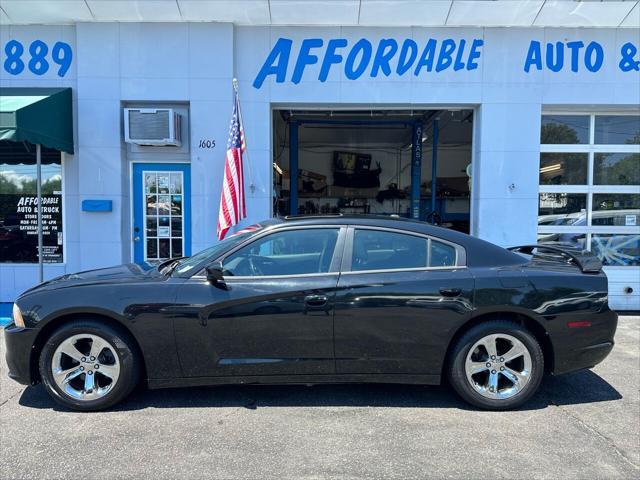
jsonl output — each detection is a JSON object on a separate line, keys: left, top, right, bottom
{"left": 0, "top": 143, "right": 64, "bottom": 263}
{"left": 591, "top": 234, "right": 640, "bottom": 266}
{"left": 593, "top": 152, "right": 640, "bottom": 185}
{"left": 539, "top": 153, "right": 588, "bottom": 185}
{"left": 594, "top": 115, "right": 640, "bottom": 145}
{"left": 538, "top": 194, "right": 587, "bottom": 226}
{"left": 592, "top": 194, "right": 640, "bottom": 227}
{"left": 541, "top": 115, "right": 590, "bottom": 144}
{"left": 538, "top": 114, "right": 640, "bottom": 267}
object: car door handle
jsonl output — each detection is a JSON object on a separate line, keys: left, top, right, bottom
{"left": 305, "top": 294, "right": 328, "bottom": 307}
{"left": 439, "top": 288, "right": 462, "bottom": 297}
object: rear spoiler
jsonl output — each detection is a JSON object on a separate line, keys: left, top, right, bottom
{"left": 508, "top": 244, "right": 603, "bottom": 273}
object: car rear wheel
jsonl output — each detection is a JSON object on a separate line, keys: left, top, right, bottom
{"left": 39, "top": 321, "right": 140, "bottom": 411}
{"left": 448, "top": 320, "right": 544, "bottom": 410}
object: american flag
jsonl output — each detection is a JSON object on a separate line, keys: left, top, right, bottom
{"left": 217, "top": 87, "right": 247, "bottom": 240}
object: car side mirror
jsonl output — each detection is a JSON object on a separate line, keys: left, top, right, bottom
{"left": 205, "top": 262, "right": 228, "bottom": 289}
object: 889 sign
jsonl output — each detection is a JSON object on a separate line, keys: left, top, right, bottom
{"left": 3, "top": 39, "right": 73, "bottom": 77}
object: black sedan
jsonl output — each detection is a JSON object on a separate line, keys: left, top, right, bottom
{"left": 4, "top": 215, "right": 617, "bottom": 411}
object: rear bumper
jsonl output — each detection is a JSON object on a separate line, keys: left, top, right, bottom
{"left": 551, "top": 309, "right": 618, "bottom": 375}
{"left": 553, "top": 341, "right": 614, "bottom": 375}
{"left": 3, "top": 323, "right": 38, "bottom": 385}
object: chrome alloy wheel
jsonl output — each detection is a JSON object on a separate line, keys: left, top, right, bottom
{"left": 464, "top": 333, "right": 532, "bottom": 400}
{"left": 51, "top": 334, "right": 120, "bottom": 401}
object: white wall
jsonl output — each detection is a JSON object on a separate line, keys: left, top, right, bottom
{"left": 75, "top": 22, "right": 238, "bottom": 260}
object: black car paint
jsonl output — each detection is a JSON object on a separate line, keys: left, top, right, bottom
{"left": 173, "top": 274, "right": 339, "bottom": 377}
{"left": 333, "top": 267, "right": 475, "bottom": 375}
{"left": 4, "top": 216, "right": 617, "bottom": 389}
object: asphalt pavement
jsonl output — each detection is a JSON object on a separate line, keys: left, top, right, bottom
{"left": 1, "top": 316, "right": 639, "bottom": 479}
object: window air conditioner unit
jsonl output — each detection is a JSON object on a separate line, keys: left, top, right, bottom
{"left": 124, "top": 108, "right": 182, "bottom": 146}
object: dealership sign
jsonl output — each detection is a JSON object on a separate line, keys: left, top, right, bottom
{"left": 2, "top": 34, "right": 638, "bottom": 85}
{"left": 253, "top": 37, "right": 640, "bottom": 88}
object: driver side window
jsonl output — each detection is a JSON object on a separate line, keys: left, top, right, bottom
{"left": 222, "top": 228, "right": 340, "bottom": 277}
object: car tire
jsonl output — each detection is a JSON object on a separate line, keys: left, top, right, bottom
{"left": 39, "top": 320, "right": 140, "bottom": 411}
{"left": 448, "top": 320, "right": 544, "bottom": 411}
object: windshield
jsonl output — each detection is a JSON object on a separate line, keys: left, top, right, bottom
{"left": 173, "top": 230, "right": 258, "bottom": 274}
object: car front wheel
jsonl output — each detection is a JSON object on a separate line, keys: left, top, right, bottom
{"left": 448, "top": 320, "right": 544, "bottom": 410}
{"left": 39, "top": 321, "right": 140, "bottom": 411}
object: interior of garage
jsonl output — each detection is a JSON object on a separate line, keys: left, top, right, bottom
{"left": 272, "top": 109, "right": 474, "bottom": 233}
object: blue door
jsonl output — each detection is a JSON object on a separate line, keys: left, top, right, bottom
{"left": 132, "top": 163, "right": 191, "bottom": 265}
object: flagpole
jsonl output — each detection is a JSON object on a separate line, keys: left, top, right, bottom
{"left": 232, "top": 78, "right": 255, "bottom": 193}
{"left": 36, "top": 143, "right": 43, "bottom": 283}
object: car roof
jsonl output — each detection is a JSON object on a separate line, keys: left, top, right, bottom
{"left": 266, "top": 215, "right": 526, "bottom": 268}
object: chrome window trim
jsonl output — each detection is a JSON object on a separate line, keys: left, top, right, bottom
{"left": 223, "top": 272, "right": 340, "bottom": 281}
{"left": 340, "top": 265, "right": 468, "bottom": 276}
{"left": 191, "top": 225, "right": 346, "bottom": 279}
{"left": 343, "top": 225, "right": 467, "bottom": 273}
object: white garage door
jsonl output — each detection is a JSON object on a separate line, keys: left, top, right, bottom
{"left": 537, "top": 112, "right": 639, "bottom": 311}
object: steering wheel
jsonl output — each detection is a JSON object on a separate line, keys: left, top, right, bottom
{"left": 247, "top": 255, "right": 264, "bottom": 276}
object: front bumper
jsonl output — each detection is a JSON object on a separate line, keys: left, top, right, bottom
{"left": 4, "top": 323, "right": 38, "bottom": 385}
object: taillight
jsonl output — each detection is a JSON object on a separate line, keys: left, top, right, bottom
{"left": 567, "top": 320, "right": 592, "bottom": 328}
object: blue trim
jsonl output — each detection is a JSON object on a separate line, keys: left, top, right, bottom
{"left": 82, "top": 199, "right": 112, "bottom": 212}
{"left": 410, "top": 121, "right": 423, "bottom": 220}
{"left": 0, "top": 302, "right": 12, "bottom": 327}
{"left": 289, "top": 121, "right": 299, "bottom": 215}
{"left": 430, "top": 119, "right": 439, "bottom": 224}
{"left": 132, "top": 163, "right": 191, "bottom": 265}
{"left": 295, "top": 119, "right": 419, "bottom": 126}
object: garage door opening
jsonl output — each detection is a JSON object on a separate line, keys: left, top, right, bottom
{"left": 272, "top": 109, "right": 474, "bottom": 233}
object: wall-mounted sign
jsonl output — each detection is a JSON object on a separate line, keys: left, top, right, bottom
{"left": 3, "top": 40, "right": 73, "bottom": 77}
{"left": 253, "top": 37, "right": 640, "bottom": 88}
{"left": 0, "top": 194, "right": 64, "bottom": 263}
{"left": 524, "top": 41, "right": 639, "bottom": 73}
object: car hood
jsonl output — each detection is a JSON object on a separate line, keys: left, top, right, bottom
{"left": 20, "top": 263, "right": 163, "bottom": 295}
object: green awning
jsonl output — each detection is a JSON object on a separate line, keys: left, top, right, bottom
{"left": 0, "top": 87, "right": 74, "bottom": 154}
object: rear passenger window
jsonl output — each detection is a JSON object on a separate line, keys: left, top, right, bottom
{"left": 351, "top": 230, "right": 459, "bottom": 271}
{"left": 352, "top": 230, "right": 428, "bottom": 271}
{"left": 430, "top": 240, "right": 457, "bottom": 267}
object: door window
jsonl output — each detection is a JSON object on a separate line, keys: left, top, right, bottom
{"left": 144, "top": 171, "right": 184, "bottom": 262}
{"left": 351, "top": 229, "right": 458, "bottom": 271}
{"left": 352, "top": 229, "right": 428, "bottom": 271}
{"left": 222, "top": 228, "right": 339, "bottom": 277}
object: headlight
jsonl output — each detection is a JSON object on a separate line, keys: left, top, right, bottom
{"left": 12, "top": 303, "right": 25, "bottom": 328}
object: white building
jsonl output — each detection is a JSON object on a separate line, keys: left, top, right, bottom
{"left": 0, "top": 0, "right": 638, "bottom": 314}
